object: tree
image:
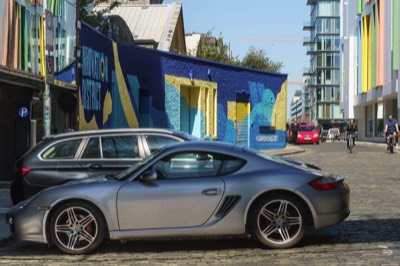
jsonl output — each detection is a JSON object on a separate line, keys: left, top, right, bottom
{"left": 195, "top": 30, "right": 239, "bottom": 65}
{"left": 79, "top": 0, "right": 120, "bottom": 28}
{"left": 193, "top": 31, "right": 283, "bottom": 73}
{"left": 241, "top": 46, "right": 283, "bottom": 73}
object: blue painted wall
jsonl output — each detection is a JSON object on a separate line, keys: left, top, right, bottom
{"left": 79, "top": 23, "right": 288, "bottom": 150}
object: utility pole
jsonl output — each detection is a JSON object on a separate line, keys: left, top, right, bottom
{"left": 43, "top": 8, "right": 54, "bottom": 137}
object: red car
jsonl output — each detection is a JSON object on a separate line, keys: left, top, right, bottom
{"left": 296, "top": 124, "right": 320, "bottom": 144}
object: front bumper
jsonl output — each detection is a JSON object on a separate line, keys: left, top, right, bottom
{"left": 6, "top": 204, "right": 48, "bottom": 244}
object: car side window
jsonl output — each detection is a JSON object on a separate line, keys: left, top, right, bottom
{"left": 101, "top": 135, "right": 139, "bottom": 159}
{"left": 145, "top": 135, "right": 181, "bottom": 153}
{"left": 42, "top": 139, "right": 82, "bottom": 159}
{"left": 219, "top": 156, "right": 246, "bottom": 176}
{"left": 153, "top": 152, "right": 222, "bottom": 179}
{"left": 81, "top": 137, "right": 101, "bottom": 159}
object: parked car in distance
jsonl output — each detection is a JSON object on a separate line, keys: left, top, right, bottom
{"left": 7, "top": 141, "right": 350, "bottom": 255}
{"left": 326, "top": 128, "right": 341, "bottom": 142}
{"left": 10, "top": 128, "right": 199, "bottom": 204}
{"left": 296, "top": 124, "right": 320, "bottom": 145}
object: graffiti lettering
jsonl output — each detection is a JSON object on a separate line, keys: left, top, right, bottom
{"left": 256, "top": 135, "right": 278, "bottom": 142}
{"left": 82, "top": 78, "right": 101, "bottom": 111}
{"left": 81, "top": 46, "right": 109, "bottom": 112}
{"left": 82, "top": 46, "right": 108, "bottom": 82}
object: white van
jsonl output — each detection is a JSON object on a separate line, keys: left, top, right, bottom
{"left": 327, "top": 128, "right": 340, "bottom": 141}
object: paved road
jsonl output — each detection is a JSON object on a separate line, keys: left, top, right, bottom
{"left": 1, "top": 141, "right": 400, "bottom": 265}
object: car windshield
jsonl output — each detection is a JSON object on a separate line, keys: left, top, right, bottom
{"left": 299, "top": 126, "right": 316, "bottom": 132}
{"left": 114, "top": 150, "right": 161, "bottom": 180}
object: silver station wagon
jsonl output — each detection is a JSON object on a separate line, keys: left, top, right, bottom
{"left": 10, "top": 128, "right": 198, "bottom": 204}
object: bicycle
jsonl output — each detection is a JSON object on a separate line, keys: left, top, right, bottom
{"left": 387, "top": 132, "right": 395, "bottom": 154}
{"left": 347, "top": 133, "right": 354, "bottom": 153}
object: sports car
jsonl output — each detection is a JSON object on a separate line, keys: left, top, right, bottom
{"left": 7, "top": 141, "right": 350, "bottom": 254}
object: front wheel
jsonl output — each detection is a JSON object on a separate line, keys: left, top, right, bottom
{"left": 50, "top": 201, "right": 105, "bottom": 255}
{"left": 251, "top": 195, "right": 307, "bottom": 249}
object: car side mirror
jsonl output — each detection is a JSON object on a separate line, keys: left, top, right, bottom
{"left": 141, "top": 169, "right": 157, "bottom": 181}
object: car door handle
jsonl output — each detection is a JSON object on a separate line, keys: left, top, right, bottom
{"left": 201, "top": 188, "right": 221, "bottom": 196}
{"left": 86, "top": 164, "right": 102, "bottom": 169}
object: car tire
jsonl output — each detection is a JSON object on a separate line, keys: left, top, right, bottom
{"left": 251, "top": 194, "right": 307, "bottom": 249}
{"left": 50, "top": 201, "right": 105, "bottom": 255}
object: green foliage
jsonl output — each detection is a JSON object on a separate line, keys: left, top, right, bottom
{"left": 194, "top": 31, "right": 283, "bottom": 73}
{"left": 79, "top": 0, "right": 120, "bottom": 27}
{"left": 195, "top": 30, "right": 240, "bottom": 65}
{"left": 241, "top": 46, "right": 283, "bottom": 72}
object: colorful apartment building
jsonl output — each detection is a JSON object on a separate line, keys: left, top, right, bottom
{"left": 341, "top": 0, "right": 400, "bottom": 141}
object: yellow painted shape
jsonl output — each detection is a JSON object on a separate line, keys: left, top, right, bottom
{"left": 236, "top": 102, "right": 250, "bottom": 123}
{"left": 112, "top": 42, "right": 139, "bottom": 128}
{"left": 165, "top": 74, "right": 218, "bottom": 136}
{"left": 227, "top": 101, "right": 236, "bottom": 128}
{"left": 272, "top": 81, "right": 287, "bottom": 131}
{"left": 78, "top": 89, "right": 99, "bottom": 131}
{"left": 103, "top": 90, "right": 112, "bottom": 125}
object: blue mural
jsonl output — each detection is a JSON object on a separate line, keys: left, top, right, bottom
{"left": 79, "top": 22, "right": 288, "bottom": 149}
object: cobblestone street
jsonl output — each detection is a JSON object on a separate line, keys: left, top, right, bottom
{"left": 1, "top": 142, "right": 400, "bottom": 265}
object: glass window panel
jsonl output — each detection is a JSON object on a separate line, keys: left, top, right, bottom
{"left": 154, "top": 152, "right": 222, "bottom": 179}
{"left": 146, "top": 135, "right": 181, "bottom": 154}
{"left": 102, "top": 135, "right": 139, "bottom": 159}
{"left": 81, "top": 137, "right": 101, "bottom": 159}
{"left": 42, "top": 139, "right": 82, "bottom": 159}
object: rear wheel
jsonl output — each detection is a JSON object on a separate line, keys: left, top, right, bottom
{"left": 50, "top": 201, "right": 105, "bottom": 255}
{"left": 251, "top": 195, "right": 307, "bottom": 249}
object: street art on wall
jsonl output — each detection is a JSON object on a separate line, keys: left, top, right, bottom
{"left": 79, "top": 22, "right": 287, "bottom": 149}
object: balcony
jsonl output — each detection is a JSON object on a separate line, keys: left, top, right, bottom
{"left": 307, "top": 0, "right": 317, "bottom": 6}
{"left": 306, "top": 46, "right": 317, "bottom": 55}
{"left": 303, "top": 36, "right": 315, "bottom": 46}
{"left": 303, "top": 20, "right": 314, "bottom": 31}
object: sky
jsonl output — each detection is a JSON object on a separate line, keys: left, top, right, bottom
{"left": 164, "top": 0, "right": 310, "bottom": 119}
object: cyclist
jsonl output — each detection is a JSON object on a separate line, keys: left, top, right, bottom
{"left": 346, "top": 119, "right": 357, "bottom": 149}
{"left": 384, "top": 114, "right": 399, "bottom": 150}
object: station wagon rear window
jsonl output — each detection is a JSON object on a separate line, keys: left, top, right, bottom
{"left": 42, "top": 139, "right": 82, "bottom": 159}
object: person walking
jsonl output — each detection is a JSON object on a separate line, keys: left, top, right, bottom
{"left": 291, "top": 118, "right": 300, "bottom": 145}
{"left": 346, "top": 119, "right": 357, "bottom": 149}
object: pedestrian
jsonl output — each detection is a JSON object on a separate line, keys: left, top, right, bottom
{"left": 346, "top": 119, "right": 357, "bottom": 149}
{"left": 291, "top": 118, "right": 299, "bottom": 145}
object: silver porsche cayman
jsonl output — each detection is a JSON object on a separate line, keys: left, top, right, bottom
{"left": 7, "top": 141, "right": 350, "bottom": 254}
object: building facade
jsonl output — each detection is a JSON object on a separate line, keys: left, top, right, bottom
{"left": 341, "top": 0, "right": 399, "bottom": 142}
{"left": 290, "top": 90, "right": 303, "bottom": 120}
{"left": 0, "top": 0, "right": 77, "bottom": 182}
{"left": 79, "top": 22, "right": 288, "bottom": 150}
{"left": 304, "top": 0, "right": 342, "bottom": 129}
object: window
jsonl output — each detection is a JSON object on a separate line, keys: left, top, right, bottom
{"left": 152, "top": 152, "right": 245, "bottom": 180}
{"left": 101, "top": 135, "right": 139, "bottom": 159}
{"left": 145, "top": 135, "right": 181, "bottom": 153}
{"left": 42, "top": 139, "right": 82, "bottom": 159}
{"left": 219, "top": 156, "right": 246, "bottom": 176}
{"left": 81, "top": 137, "right": 101, "bottom": 159}
{"left": 153, "top": 152, "right": 220, "bottom": 179}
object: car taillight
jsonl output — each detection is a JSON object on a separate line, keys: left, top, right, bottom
{"left": 15, "top": 167, "right": 31, "bottom": 178}
{"left": 309, "top": 176, "right": 340, "bottom": 191}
